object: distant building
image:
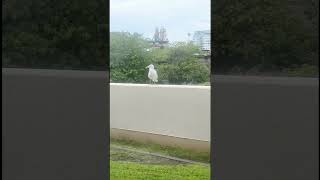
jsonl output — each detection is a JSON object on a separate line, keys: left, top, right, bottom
{"left": 152, "top": 27, "right": 169, "bottom": 48}
{"left": 192, "top": 30, "right": 211, "bottom": 51}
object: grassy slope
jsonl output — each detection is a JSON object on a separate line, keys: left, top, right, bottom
{"left": 110, "top": 161, "right": 210, "bottom": 180}
{"left": 111, "top": 138, "right": 210, "bottom": 163}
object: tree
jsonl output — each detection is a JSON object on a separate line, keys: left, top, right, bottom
{"left": 213, "top": 0, "right": 317, "bottom": 75}
{"left": 110, "top": 32, "right": 151, "bottom": 83}
{"left": 167, "top": 42, "right": 201, "bottom": 64}
{"left": 110, "top": 33, "right": 210, "bottom": 84}
{"left": 167, "top": 58, "right": 210, "bottom": 84}
{"left": 154, "top": 43, "right": 210, "bottom": 84}
{"left": 3, "top": 0, "right": 108, "bottom": 70}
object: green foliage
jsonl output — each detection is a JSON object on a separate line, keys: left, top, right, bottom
{"left": 165, "top": 43, "right": 210, "bottom": 84}
{"left": 149, "top": 47, "right": 170, "bottom": 63}
{"left": 110, "top": 161, "right": 210, "bottom": 180}
{"left": 110, "top": 32, "right": 151, "bottom": 83}
{"left": 167, "top": 42, "right": 201, "bottom": 64}
{"left": 213, "top": 0, "right": 318, "bottom": 75}
{"left": 110, "top": 33, "right": 210, "bottom": 84}
{"left": 3, "top": 0, "right": 108, "bottom": 69}
{"left": 167, "top": 59, "right": 210, "bottom": 84}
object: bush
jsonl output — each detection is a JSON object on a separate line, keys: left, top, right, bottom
{"left": 3, "top": 0, "right": 108, "bottom": 70}
{"left": 110, "top": 32, "right": 151, "bottom": 83}
{"left": 213, "top": 0, "right": 318, "bottom": 75}
{"left": 167, "top": 59, "right": 210, "bottom": 84}
{"left": 110, "top": 33, "right": 210, "bottom": 84}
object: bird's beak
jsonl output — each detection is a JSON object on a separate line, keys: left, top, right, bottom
{"left": 145, "top": 66, "right": 149, "bottom": 69}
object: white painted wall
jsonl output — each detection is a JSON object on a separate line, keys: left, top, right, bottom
{"left": 110, "top": 83, "right": 210, "bottom": 141}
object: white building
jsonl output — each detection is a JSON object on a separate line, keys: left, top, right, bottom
{"left": 192, "top": 30, "right": 211, "bottom": 51}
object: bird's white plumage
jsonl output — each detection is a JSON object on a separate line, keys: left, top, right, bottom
{"left": 146, "top": 64, "right": 158, "bottom": 83}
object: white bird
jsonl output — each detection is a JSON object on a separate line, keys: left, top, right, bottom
{"left": 146, "top": 64, "right": 158, "bottom": 84}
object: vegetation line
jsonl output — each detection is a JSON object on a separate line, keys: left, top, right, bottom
{"left": 111, "top": 138, "right": 210, "bottom": 163}
{"left": 111, "top": 145, "right": 210, "bottom": 166}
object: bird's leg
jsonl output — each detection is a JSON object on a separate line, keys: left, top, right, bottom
{"left": 149, "top": 79, "right": 151, "bottom": 84}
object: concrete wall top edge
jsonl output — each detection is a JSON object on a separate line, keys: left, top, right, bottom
{"left": 110, "top": 83, "right": 211, "bottom": 89}
{"left": 2, "top": 68, "right": 108, "bottom": 79}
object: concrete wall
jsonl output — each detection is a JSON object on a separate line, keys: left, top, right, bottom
{"left": 110, "top": 83, "right": 211, "bottom": 150}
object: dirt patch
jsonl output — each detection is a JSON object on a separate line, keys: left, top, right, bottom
{"left": 110, "top": 145, "right": 190, "bottom": 165}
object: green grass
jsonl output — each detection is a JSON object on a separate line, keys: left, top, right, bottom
{"left": 110, "top": 138, "right": 210, "bottom": 163}
{"left": 110, "top": 161, "right": 210, "bottom": 180}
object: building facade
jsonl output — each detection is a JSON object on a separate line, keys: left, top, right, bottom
{"left": 192, "top": 30, "right": 211, "bottom": 51}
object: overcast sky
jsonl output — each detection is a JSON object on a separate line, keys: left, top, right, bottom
{"left": 110, "top": 0, "right": 211, "bottom": 42}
